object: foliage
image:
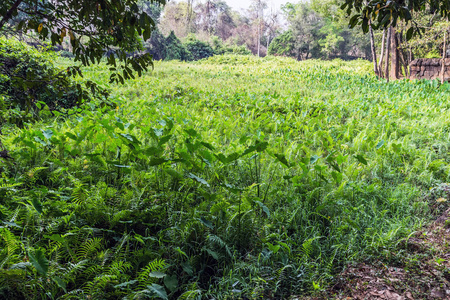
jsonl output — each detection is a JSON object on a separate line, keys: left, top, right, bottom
{"left": 0, "top": 37, "right": 101, "bottom": 125}
{"left": 268, "top": 30, "right": 295, "bottom": 56}
{"left": 0, "top": 0, "right": 164, "bottom": 84}
{"left": 278, "top": 1, "right": 370, "bottom": 60}
{"left": 1, "top": 55, "right": 449, "bottom": 299}
{"left": 183, "top": 35, "right": 214, "bottom": 60}
{"left": 211, "top": 36, "right": 252, "bottom": 56}
{"left": 165, "top": 31, "right": 192, "bottom": 61}
{"left": 342, "top": 0, "right": 450, "bottom": 37}
{"left": 145, "top": 29, "right": 167, "bottom": 61}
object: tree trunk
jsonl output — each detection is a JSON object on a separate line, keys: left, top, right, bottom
{"left": 378, "top": 28, "right": 386, "bottom": 78}
{"left": 397, "top": 30, "right": 409, "bottom": 78}
{"left": 385, "top": 26, "right": 392, "bottom": 82}
{"left": 389, "top": 26, "right": 399, "bottom": 80}
{"left": 369, "top": 20, "right": 379, "bottom": 76}
{"left": 442, "top": 30, "right": 447, "bottom": 84}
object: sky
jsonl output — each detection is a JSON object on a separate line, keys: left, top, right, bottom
{"left": 224, "top": 0, "right": 290, "bottom": 12}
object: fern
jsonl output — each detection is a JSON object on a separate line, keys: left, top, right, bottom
{"left": 137, "top": 259, "right": 167, "bottom": 288}
{"left": 300, "top": 236, "right": 321, "bottom": 261}
{"left": 80, "top": 265, "right": 102, "bottom": 281}
{"left": 107, "top": 261, "right": 132, "bottom": 276}
{"left": 76, "top": 238, "right": 103, "bottom": 260}
{"left": 178, "top": 282, "right": 202, "bottom": 300}
{"left": 274, "top": 264, "right": 293, "bottom": 293}
{"left": 72, "top": 183, "right": 89, "bottom": 205}
{"left": 23, "top": 167, "right": 48, "bottom": 186}
{"left": 0, "top": 182, "right": 22, "bottom": 190}
{"left": 0, "top": 228, "right": 19, "bottom": 267}
{"left": 207, "top": 234, "right": 232, "bottom": 259}
{"left": 85, "top": 274, "right": 118, "bottom": 296}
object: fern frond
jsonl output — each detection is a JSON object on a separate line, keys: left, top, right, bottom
{"left": 137, "top": 259, "right": 166, "bottom": 287}
{"left": 207, "top": 234, "right": 232, "bottom": 259}
{"left": 72, "top": 183, "right": 89, "bottom": 205}
{"left": 76, "top": 238, "right": 103, "bottom": 260}
{"left": 178, "top": 283, "right": 202, "bottom": 300}
{"left": 107, "top": 261, "right": 132, "bottom": 276}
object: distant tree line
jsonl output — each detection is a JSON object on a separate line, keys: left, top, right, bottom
{"left": 136, "top": 0, "right": 372, "bottom": 61}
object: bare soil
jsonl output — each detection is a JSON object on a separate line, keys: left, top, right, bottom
{"left": 327, "top": 207, "right": 450, "bottom": 299}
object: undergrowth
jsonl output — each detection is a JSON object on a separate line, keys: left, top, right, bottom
{"left": 0, "top": 54, "right": 449, "bottom": 299}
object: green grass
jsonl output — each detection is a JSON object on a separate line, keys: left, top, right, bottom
{"left": 1, "top": 54, "right": 450, "bottom": 299}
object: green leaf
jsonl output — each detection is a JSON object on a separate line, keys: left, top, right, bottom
{"left": 31, "top": 198, "right": 43, "bottom": 214}
{"left": 376, "top": 140, "right": 385, "bottom": 150}
{"left": 34, "top": 137, "right": 47, "bottom": 146}
{"left": 255, "top": 140, "right": 268, "bottom": 152}
{"left": 256, "top": 201, "right": 270, "bottom": 217}
{"left": 274, "top": 153, "right": 290, "bottom": 167}
{"left": 114, "top": 280, "right": 138, "bottom": 289}
{"left": 149, "top": 271, "right": 166, "bottom": 278}
{"left": 52, "top": 276, "right": 67, "bottom": 292}
{"left": 29, "top": 249, "right": 48, "bottom": 276}
{"left": 199, "top": 217, "right": 214, "bottom": 229}
{"left": 331, "top": 171, "right": 343, "bottom": 184}
{"left": 200, "top": 141, "right": 215, "bottom": 150}
{"left": 187, "top": 173, "right": 210, "bottom": 187}
{"left": 164, "top": 275, "right": 178, "bottom": 292}
{"left": 310, "top": 155, "right": 320, "bottom": 164}
{"left": 406, "top": 27, "right": 414, "bottom": 41}
{"left": 149, "top": 158, "right": 169, "bottom": 166}
{"left": 44, "top": 234, "right": 66, "bottom": 244}
{"left": 158, "top": 135, "right": 172, "bottom": 146}
{"left": 266, "top": 242, "right": 280, "bottom": 254}
{"left": 147, "top": 284, "right": 168, "bottom": 300}
{"left": 354, "top": 154, "right": 368, "bottom": 165}
{"left": 184, "top": 128, "right": 198, "bottom": 137}
{"left": 165, "top": 168, "right": 183, "bottom": 179}
{"left": 120, "top": 133, "right": 140, "bottom": 144}
{"left": 42, "top": 129, "right": 53, "bottom": 140}
{"left": 174, "top": 247, "right": 188, "bottom": 258}
{"left": 65, "top": 132, "right": 78, "bottom": 141}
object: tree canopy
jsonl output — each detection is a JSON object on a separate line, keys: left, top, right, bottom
{"left": 0, "top": 0, "right": 164, "bottom": 83}
{"left": 342, "top": 0, "right": 450, "bottom": 36}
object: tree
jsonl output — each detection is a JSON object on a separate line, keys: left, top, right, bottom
{"left": 282, "top": 2, "right": 323, "bottom": 60}
{"left": 342, "top": 0, "right": 450, "bottom": 79}
{"left": 342, "top": 0, "right": 450, "bottom": 33}
{"left": 0, "top": 0, "right": 163, "bottom": 84}
{"left": 160, "top": 2, "right": 194, "bottom": 39}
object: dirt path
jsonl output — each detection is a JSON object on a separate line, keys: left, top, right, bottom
{"left": 329, "top": 207, "right": 450, "bottom": 299}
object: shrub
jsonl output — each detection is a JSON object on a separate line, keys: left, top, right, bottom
{"left": 0, "top": 37, "right": 82, "bottom": 116}
{"left": 144, "top": 29, "right": 167, "bottom": 60}
{"left": 211, "top": 36, "right": 251, "bottom": 56}
{"left": 268, "top": 30, "right": 296, "bottom": 57}
{"left": 183, "top": 35, "right": 214, "bottom": 60}
{"left": 165, "top": 31, "right": 192, "bottom": 61}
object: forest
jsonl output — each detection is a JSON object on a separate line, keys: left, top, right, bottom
{"left": 2, "top": 0, "right": 450, "bottom": 299}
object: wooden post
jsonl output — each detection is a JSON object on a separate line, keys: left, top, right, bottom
{"left": 442, "top": 30, "right": 447, "bottom": 84}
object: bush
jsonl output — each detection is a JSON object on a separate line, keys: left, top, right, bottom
{"left": 211, "top": 36, "right": 251, "bottom": 56}
{"left": 183, "top": 35, "right": 214, "bottom": 60}
{"left": 165, "top": 31, "right": 192, "bottom": 61}
{"left": 0, "top": 37, "right": 82, "bottom": 117}
{"left": 268, "top": 30, "right": 296, "bottom": 57}
{"left": 144, "top": 29, "right": 166, "bottom": 60}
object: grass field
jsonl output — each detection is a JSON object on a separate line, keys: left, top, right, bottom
{"left": 1, "top": 55, "right": 450, "bottom": 299}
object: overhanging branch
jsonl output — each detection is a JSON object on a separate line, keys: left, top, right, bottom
{"left": 0, "top": 0, "right": 24, "bottom": 31}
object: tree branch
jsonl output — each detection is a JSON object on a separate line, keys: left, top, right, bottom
{"left": 0, "top": 0, "right": 24, "bottom": 31}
